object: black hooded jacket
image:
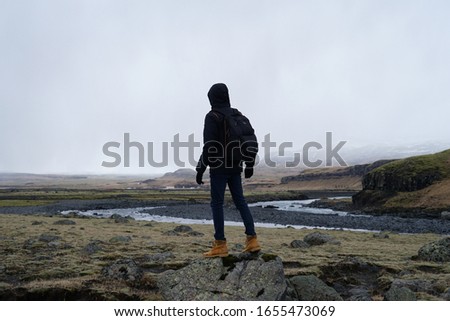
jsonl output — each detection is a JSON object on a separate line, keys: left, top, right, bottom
{"left": 197, "top": 83, "right": 250, "bottom": 174}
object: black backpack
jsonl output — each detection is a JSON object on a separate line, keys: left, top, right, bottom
{"left": 214, "top": 108, "right": 258, "bottom": 163}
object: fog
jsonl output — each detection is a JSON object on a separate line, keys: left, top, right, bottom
{"left": 1, "top": 0, "right": 449, "bottom": 174}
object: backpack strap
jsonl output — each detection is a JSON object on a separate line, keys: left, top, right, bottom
{"left": 210, "top": 111, "right": 221, "bottom": 120}
{"left": 207, "top": 110, "right": 228, "bottom": 145}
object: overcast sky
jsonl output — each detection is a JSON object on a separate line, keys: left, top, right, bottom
{"left": 1, "top": 0, "right": 449, "bottom": 174}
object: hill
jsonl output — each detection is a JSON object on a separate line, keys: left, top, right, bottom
{"left": 278, "top": 160, "right": 394, "bottom": 191}
{"left": 353, "top": 149, "right": 450, "bottom": 212}
{"left": 141, "top": 168, "right": 198, "bottom": 189}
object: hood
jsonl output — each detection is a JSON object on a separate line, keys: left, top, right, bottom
{"left": 208, "top": 83, "right": 231, "bottom": 109}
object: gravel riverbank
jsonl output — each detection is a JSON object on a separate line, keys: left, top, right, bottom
{"left": 143, "top": 203, "right": 450, "bottom": 234}
{"left": 1, "top": 198, "right": 449, "bottom": 234}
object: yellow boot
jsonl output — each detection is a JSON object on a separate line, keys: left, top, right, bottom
{"left": 243, "top": 235, "right": 261, "bottom": 253}
{"left": 203, "top": 240, "right": 229, "bottom": 258}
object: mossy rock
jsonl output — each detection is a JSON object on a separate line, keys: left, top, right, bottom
{"left": 417, "top": 238, "right": 450, "bottom": 262}
{"left": 384, "top": 286, "right": 417, "bottom": 301}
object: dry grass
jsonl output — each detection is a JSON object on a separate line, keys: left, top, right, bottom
{"left": 385, "top": 178, "right": 450, "bottom": 209}
{"left": 270, "top": 177, "right": 362, "bottom": 191}
{"left": 1, "top": 213, "right": 449, "bottom": 300}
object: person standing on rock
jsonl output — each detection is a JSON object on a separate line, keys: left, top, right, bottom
{"left": 196, "top": 83, "right": 261, "bottom": 257}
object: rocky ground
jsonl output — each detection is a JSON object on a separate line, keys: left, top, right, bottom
{"left": 0, "top": 211, "right": 450, "bottom": 301}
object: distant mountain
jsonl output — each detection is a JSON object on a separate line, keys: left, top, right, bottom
{"left": 268, "top": 141, "right": 450, "bottom": 168}
{"left": 161, "top": 168, "right": 196, "bottom": 179}
{"left": 340, "top": 142, "right": 450, "bottom": 166}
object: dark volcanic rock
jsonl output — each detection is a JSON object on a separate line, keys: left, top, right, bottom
{"left": 157, "top": 253, "right": 287, "bottom": 300}
{"left": 82, "top": 240, "right": 105, "bottom": 255}
{"left": 352, "top": 190, "right": 396, "bottom": 207}
{"left": 391, "top": 279, "right": 434, "bottom": 294}
{"left": 362, "top": 164, "right": 442, "bottom": 192}
{"left": 287, "top": 275, "right": 343, "bottom": 301}
{"left": 384, "top": 286, "right": 417, "bottom": 301}
{"left": 320, "top": 257, "right": 381, "bottom": 300}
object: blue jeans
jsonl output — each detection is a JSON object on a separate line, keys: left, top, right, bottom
{"left": 210, "top": 172, "right": 256, "bottom": 240}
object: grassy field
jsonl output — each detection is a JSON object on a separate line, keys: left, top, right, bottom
{"left": 0, "top": 213, "right": 448, "bottom": 300}
{"left": 1, "top": 170, "right": 449, "bottom": 300}
{"left": 0, "top": 188, "right": 318, "bottom": 208}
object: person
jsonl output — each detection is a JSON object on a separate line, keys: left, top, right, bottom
{"left": 196, "top": 83, "right": 261, "bottom": 257}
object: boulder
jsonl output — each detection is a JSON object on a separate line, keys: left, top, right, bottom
{"left": 320, "top": 257, "right": 381, "bottom": 300}
{"left": 82, "top": 240, "right": 105, "bottom": 255}
{"left": 391, "top": 279, "right": 433, "bottom": 294}
{"left": 287, "top": 275, "right": 343, "bottom": 301}
{"left": 23, "top": 234, "right": 71, "bottom": 251}
{"left": 143, "top": 252, "right": 175, "bottom": 263}
{"left": 38, "top": 234, "right": 61, "bottom": 243}
{"left": 163, "top": 225, "right": 204, "bottom": 237}
{"left": 304, "top": 232, "right": 340, "bottom": 246}
{"left": 173, "top": 225, "right": 193, "bottom": 233}
{"left": 289, "top": 240, "right": 310, "bottom": 248}
{"left": 417, "top": 238, "right": 450, "bottom": 262}
{"left": 157, "top": 253, "right": 287, "bottom": 300}
{"left": 384, "top": 286, "right": 417, "bottom": 301}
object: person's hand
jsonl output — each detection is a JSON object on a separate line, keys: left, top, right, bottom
{"left": 196, "top": 171, "right": 204, "bottom": 185}
{"left": 244, "top": 167, "right": 254, "bottom": 179}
